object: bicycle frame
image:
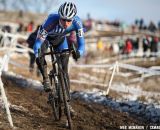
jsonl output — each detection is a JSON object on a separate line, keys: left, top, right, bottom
{"left": 43, "top": 44, "right": 73, "bottom": 130}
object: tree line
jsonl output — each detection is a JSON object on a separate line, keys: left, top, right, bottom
{"left": 0, "top": 0, "right": 59, "bottom": 13}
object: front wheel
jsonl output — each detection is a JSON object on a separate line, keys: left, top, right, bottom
{"left": 59, "top": 72, "right": 73, "bottom": 130}
{"left": 48, "top": 74, "right": 62, "bottom": 121}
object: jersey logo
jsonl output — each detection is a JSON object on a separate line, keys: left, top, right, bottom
{"left": 53, "top": 25, "right": 65, "bottom": 34}
{"left": 38, "top": 28, "right": 48, "bottom": 40}
{"left": 78, "top": 29, "right": 84, "bottom": 37}
{"left": 77, "top": 21, "right": 82, "bottom": 27}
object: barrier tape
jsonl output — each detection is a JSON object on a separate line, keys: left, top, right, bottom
{"left": 118, "top": 63, "right": 160, "bottom": 75}
{"left": 71, "top": 62, "right": 160, "bottom": 75}
{"left": 70, "top": 79, "right": 106, "bottom": 87}
{"left": 70, "top": 64, "right": 113, "bottom": 68}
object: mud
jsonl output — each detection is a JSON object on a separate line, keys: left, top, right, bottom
{"left": 0, "top": 78, "right": 148, "bottom": 130}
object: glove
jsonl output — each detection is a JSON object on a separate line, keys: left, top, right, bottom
{"left": 72, "top": 50, "right": 80, "bottom": 61}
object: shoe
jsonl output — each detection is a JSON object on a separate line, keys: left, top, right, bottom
{"left": 43, "top": 79, "right": 51, "bottom": 92}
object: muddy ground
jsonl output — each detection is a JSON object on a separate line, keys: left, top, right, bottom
{"left": 0, "top": 78, "right": 148, "bottom": 130}
{"left": 0, "top": 52, "right": 159, "bottom": 130}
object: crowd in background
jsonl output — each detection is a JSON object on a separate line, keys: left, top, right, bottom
{"left": 0, "top": 13, "right": 160, "bottom": 74}
{"left": 134, "top": 18, "right": 159, "bottom": 33}
{"left": 1, "top": 14, "right": 160, "bottom": 35}
{"left": 118, "top": 35, "right": 160, "bottom": 57}
{"left": 82, "top": 14, "right": 160, "bottom": 58}
{"left": 1, "top": 20, "right": 35, "bottom": 34}
{"left": 96, "top": 35, "right": 160, "bottom": 58}
{"left": 83, "top": 14, "right": 160, "bottom": 34}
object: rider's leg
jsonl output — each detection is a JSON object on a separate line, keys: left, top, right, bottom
{"left": 36, "top": 41, "right": 51, "bottom": 92}
{"left": 29, "top": 52, "right": 35, "bottom": 73}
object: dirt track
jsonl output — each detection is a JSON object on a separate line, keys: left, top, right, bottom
{"left": 0, "top": 78, "right": 147, "bottom": 130}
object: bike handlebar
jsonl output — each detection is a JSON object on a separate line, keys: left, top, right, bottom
{"left": 39, "top": 32, "right": 78, "bottom": 61}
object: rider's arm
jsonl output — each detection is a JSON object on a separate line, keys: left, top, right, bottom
{"left": 33, "top": 14, "right": 59, "bottom": 57}
{"left": 33, "top": 26, "right": 47, "bottom": 57}
{"left": 73, "top": 16, "right": 85, "bottom": 57}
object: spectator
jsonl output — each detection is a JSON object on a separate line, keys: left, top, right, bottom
{"left": 158, "top": 38, "right": 160, "bottom": 53}
{"left": 139, "top": 18, "right": 144, "bottom": 30}
{"left": 83, "top": 13, "right": 92, "bottom": 31}
{"left": 26, "top": 25, "right": 40, "bottom": 76}
{"left": 135, "top": 19, "right": 139, "bottom": 26}
{"left": 142, "top": 35, "right": 150, "bottom": 57}
{"left": 132, "top": 37, "right": 139, "bottom": 54}
{"left": 118, "top": 38, "right": 125, "bottom": 54}
{"left": 96, "top": 38, "right": 104, "bottom": 51}
{"left": 27, "top": 21, "right": 34, "bottom": 33}
{"left": 123, "top": 38, "right": 133, "bottom": 56}
{"left": 158, "top": 21, "right": 160, "bottom": 31}
{"left": 17, "top": 22, "right": 24, "bottom": 32}
{"left": 150, "top": 36, "right": 159, "bottom": 57}
{"left": 148, "top": 21, "right": 157, "bottom": 32}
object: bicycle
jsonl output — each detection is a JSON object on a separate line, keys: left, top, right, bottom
{"left": 41, "top": 40, "right": 78, "bottom": 130}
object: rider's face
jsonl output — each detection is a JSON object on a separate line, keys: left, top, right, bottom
{"left": 60, "top": 18, "right": 72, "bottom": 29}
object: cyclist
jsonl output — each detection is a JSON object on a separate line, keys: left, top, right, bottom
{"left": 33, "top": 2, "right": 85, "bottom": 92}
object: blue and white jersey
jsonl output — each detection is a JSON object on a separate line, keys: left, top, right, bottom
{"left": 33, "top": 13, "right": 85, "bottom": 57}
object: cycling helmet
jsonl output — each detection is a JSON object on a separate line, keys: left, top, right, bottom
{"left": 58, "top": 2, "right": 77, "bottom": 20}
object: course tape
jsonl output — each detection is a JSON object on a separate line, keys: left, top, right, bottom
{"left": 118, "top": 63, "right": 160, "bottom": 75}
{"left": 71, "top": 62, "right": 160, "bottom": 75}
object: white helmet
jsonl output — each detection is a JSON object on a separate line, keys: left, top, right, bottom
{"left": 58, "top": 2, "right": 77, "bottom": 20}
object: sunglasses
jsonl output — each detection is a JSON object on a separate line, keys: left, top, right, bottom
{"left": 61, "top": 19, "right": 72, "bottom": 22}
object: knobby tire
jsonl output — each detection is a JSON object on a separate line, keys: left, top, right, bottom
{"left": 60, "top": 71, "right": 73, "bottom": 130}
{"left": 49, "top": 75, "right": 62, "bottom": 121}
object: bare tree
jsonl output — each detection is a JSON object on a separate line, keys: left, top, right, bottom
{"left": 0, "top": 0, "right": 7, "bottom": 11}
{"left": 30, "top": 0, "right": 59, "bottom": 13}
{"left": 0, "top": 0, "right": 59, "bottom": 13}
{"left": 18, "top": 0, "right": 29, "bottom": 12}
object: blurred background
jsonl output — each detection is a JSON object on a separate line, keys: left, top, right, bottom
{"left": 1, "top": 0, "right": 160, "bottom": 32}
{"left": 0, "top": 0, "right": 160, "bottom": 128}
{"left": 0, "top": 0, "right": 160, "bottom": 104}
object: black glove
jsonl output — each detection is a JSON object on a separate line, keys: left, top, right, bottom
{"left": 72, "top": 50, "right": 80, "bottom": 61}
